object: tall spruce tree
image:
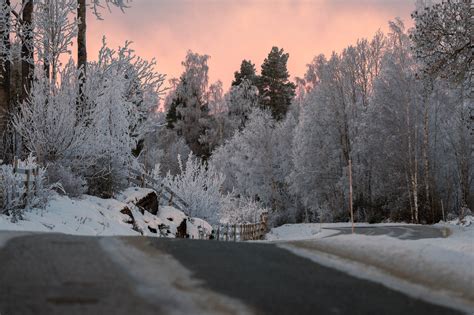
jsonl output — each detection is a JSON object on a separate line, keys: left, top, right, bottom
{"left": 258, "top": 47, "right": 295, "bottom": 120}
{"left": 232, "top": 59, "right": 257, "bottom": 86}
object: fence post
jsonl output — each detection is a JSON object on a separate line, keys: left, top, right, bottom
{"left": 34, "top": 167, "right": 38, "bottom": 197}
{"left": 226, "top": 223, "right": 229, "bottom": 241}
{"left": 25, "top": 169, "right": 31, "bottom": 205}
{"left": 217, "top": 226, "right": 220, "bottom": 241}
{"left": 233, "top": 224, "right": 237, "bottom": 241}
{"left": 13, "top": 156, "right": 18, "bottom": 172}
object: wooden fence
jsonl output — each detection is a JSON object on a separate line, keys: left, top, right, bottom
{"left": 128, "top": 168, "right": 269, "bottom": 242}
{"left": 127, "top": 168, "right": 189, "bottom": 214}
{"left": 0, "top": 157, "right": 41, "bottom": 208}
{"left": 214, "top": 212, "right": 268, "bottom": 241}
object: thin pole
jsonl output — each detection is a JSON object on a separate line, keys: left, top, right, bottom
{"left": 441, "top": 199, "right": 445, "bottom": 222}
{"left": 349, "top": 159, "right": 354, "bottom": 234}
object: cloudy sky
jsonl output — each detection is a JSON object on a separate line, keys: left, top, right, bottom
{"left": 87, "top": 0, "right": 415, "bottom": 89}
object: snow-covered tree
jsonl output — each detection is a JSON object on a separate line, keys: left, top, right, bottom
{"left": 211, "top": 107, "right": 297, "bottom": 223}
{"left": 164, "top": 153, "right": 225, "bottom": 223}
{"left": 34, "top": 0, "right": 78, "bottom": 82}
{"left": 227, "top": 79, "right": 259, "bottom": 130}
{"left": 411, "top": 0, "right": 471, "bottom": 84}
{"left": 166, "top": 51, "right": 212, "bottom": 158}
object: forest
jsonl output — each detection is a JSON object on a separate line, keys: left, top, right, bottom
{"left": 0, "top": 0, "right": 472, "bottom": 227}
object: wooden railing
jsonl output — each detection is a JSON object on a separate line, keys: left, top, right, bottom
{"left": 213, "top": 212, "right": 268, "bottom": 241}
{"left": 0, "top": 157, "right": 41, "bottom": 208}
{"left": 127, "top": 168, "right": 189, "bottom": 214}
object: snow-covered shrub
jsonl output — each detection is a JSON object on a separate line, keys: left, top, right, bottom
{"left": 163, "top": 153, "right": 225, "bottom": 223}
{"left": 46, "top": 163, "right": 87, "bottom": 197}
{"left": 84, "top": 39, "right": 166, "bottom": 197}
{"left": 219, "top": 195, "right": 267, "bottom": 224}
{"left": 13, "top": 63, "right": 90, "bottom": 166}
{"left": 0, "top": 165, "right": 24, "bottom": 216}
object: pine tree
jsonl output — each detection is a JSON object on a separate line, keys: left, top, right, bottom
{"left": 258, "top": 47, "right": 296, "bottom": 120}
{"left": 232, "top": 59, "right": 257, "bottom": 86}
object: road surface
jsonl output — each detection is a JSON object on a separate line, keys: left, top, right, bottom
{"left": 0, "top": 229, "right": 462, "bottom": 315}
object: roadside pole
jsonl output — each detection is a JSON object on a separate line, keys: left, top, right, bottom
{"left": 349, "top": 159, "right": 354, "bottom": 234}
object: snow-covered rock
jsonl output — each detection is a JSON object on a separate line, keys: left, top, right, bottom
{"left": 117, "top": 187, "right": 159, "bottom": 215}
{"left": 157, "top": 206, "right": 213, "bottom": 239}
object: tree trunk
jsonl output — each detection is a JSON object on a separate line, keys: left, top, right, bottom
{"left": 77, "top": 0, "right": 86, "bottom": 106}
{"left": 0, "top": 0, "right": 10, "bottom": 142}
{"left": 21, "top": 0, "right": 33, "bottom": 103}
{"left": 422, "top": 80, "right": 432, "bottom": 220}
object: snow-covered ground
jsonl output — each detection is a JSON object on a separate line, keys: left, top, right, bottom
{"left": 271, "top": 218, "right": 474, "bottom": 313}
{"left": 265, "top": 221, "right": 410, "bottom": 241}
{"left": 0, "top": 188, "right": 212, "bottom": 239}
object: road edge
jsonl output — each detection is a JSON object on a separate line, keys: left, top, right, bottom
{"left": 279, "top": 242, "right": 473, "bottom": 314}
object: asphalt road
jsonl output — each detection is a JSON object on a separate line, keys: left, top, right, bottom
{"left": 0, "top": 232, "right": 461, "bottom": 315}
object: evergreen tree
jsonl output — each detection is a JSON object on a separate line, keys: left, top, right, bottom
{"left": 258, "top": 47, "right": 296, "bottom": 120}
{"left": 232, "top": 59, "right": 257, "bottom": 86}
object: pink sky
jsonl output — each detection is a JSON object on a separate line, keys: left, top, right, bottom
{"left": 87, "top": 0, "right": 414, "bottom": 90}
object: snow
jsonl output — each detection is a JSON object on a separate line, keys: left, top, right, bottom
{"left": 116, "top": 187, "right": 157, "bottom": 205}
{"left": 0, "top": 188, "right": 213, "bottom": 239}
{"left": 0, "top": 195, "right": 138, "bottom": 236}
{"left": 265, "top": 222, "right": 410, "bottom": 241}
{"left": 445, "top": 215, "right": 474, "bottom": 228}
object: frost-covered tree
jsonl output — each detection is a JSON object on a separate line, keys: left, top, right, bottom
{"left": 13, "top": 61, "right": 89, "bottom": 166}
{"left": 211, "top": 107, "right": 297, "bottom": 223}
{"left": 34, "top": 0, "right": 78, "bottom": 82}
{"left": 368, "top": 21, "right": 425, "bottom": 222}
{"left": 411, "top": 0, "right": 471, "bottom": 84}
{"left": 164, "top": 153, "right": 225, "bottom": 223}
{"left": 166, "top": 51, "right": 212, "bottom": 158}
{"left": 0, "top": 0, "right": 11, "bottom": 142}
{"left": 227, "top": 79, "right": 259, "bottom": 130}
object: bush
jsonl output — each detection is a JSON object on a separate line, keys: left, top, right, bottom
{"left": 163, "top": 153, "right": 225, "bottom": 223}
{"left": 219, "top": 195, "right": 267, "bottom": 224}
{"left": 46, "top": 164, "right": 87, "bottom": 197}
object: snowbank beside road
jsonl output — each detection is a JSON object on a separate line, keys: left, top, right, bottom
{"left": 266, "top": 222, "right": 411, "bottom": 241}
{"left": 282, "top": 224, "right": 474, "bottom": 312}
{"left": 0, "top": 188, "right": 212, "bottom": 239}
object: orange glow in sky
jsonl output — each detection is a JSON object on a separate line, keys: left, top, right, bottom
{"left": 86, "top": 0, "right": 414, "bottom": 89}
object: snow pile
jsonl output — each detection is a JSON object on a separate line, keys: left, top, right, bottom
{"left": 446, "top": 215, "right": 473, "bottom": 227}
{"left": 0, "top": 195, "right": 137, "bottom": 236}
{"left": 0, "top": 188, "right": 213, "bottom": 239}
{"left": 266, "top": 223, "right": 323, "bottom": 241}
